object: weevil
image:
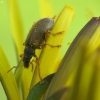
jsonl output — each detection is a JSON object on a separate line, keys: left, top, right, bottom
{"left": 7, "top": 17, "right": 62, "bottom": 80}
{"left": 23, "top": 17, "right": 55, "bottom": 68}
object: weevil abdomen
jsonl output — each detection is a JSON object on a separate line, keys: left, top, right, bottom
{"left": 24, "top": 18, "right": 54, "bottom": 48}
{"left": 7, "top": 17, "right": 55, "bottom": 74}
{"left": 23, "top": 17, "right": 54, "bottom": 68}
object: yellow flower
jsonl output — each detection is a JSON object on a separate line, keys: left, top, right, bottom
{"left": 0, "top": 0, "right": 74, "bottom": 99}
{"left": 43, "top": 17, "right": 100, "bottom": 100}
{"left": 0, "top": 0, "right": 100, "bottom": 100}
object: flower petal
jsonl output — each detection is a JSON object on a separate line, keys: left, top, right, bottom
{"left": 39, "top": 0, "right": 54, "bottom": 17}
{"left": 0, "top": 46, "right": 20, "bottom": 100}
{"left": 31, "top": 5, "right": 74, "bottom": 86}
{"left": 43, "top": 17, "right": 100, "bottom": 100}
{"left": 9, "top": 0, "right": 24, "bottom": 56}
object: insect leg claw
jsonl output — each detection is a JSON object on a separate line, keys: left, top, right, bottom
{"left": 51, "top": 31, "right": 64, "bottom": 36}
{"left": 7, "top": 66, "right": 18, "bottom": 73}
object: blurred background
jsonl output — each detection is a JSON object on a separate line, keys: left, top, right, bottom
{"left": 0, "top": 0, "right": 100, "bottom": 99}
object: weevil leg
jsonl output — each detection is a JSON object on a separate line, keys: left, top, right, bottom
{"left": 29, "top": 61, "right": 34, "bottom": 72}
{"left": 45, "top": 30, "right": 64, "bottom": 38}
{"left": 29, "top": 59, "right": 36, "bottom": 72}
{"left": 23, "top": 43, "right": 25, "bottom": 46}
{"left": 20, "top": 54, "right": 24, "bottom": 58}
{"left": 29, "top": 57, "right": 43, "bottom": 82}
{"left": 7, "top": 54, "right": 24, "bottom": 73}
{"left": 50, "top": 31, "right": 64, "bottom": 36}
{"left": 7, "top": 66, "right": 20, "bottom": 73}
{"left": 40, "top": 43, "right": 61, "bottom": 49}
{"left": 36, "top": 57, "right": 43, "bottom": 82}
{"left": 44, "top": 30, "right": 50, "bottom": 41}
{"left": 46, "top": 43, "right": 61, "bottom": 48}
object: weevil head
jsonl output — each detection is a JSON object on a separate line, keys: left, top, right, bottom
{"left": 23, "top": 46, "right": 35, "bottom": 68}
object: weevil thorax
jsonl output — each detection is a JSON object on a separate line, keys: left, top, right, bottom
{"left": 23, "top": 46, "right": 35, "bottom": 68}
{"left": 23, "top": 17, "right": 54, "bottom": 68}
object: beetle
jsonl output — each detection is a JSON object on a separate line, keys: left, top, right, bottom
{"left": 23, "top": 17, "right": 55, "bottom": 68}
{"left": 7, "top": 17, "right": 62, "bottom": 78}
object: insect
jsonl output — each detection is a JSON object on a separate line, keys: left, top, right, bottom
{"left": 7, "top": 17, "right": 62, "bottom": 80}
{"left": 23, "top": 17, "right": 54, "bottom": 68}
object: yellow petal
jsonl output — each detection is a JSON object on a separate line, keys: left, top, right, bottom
{"left": 39, "top": 0, "right": 54, "bottom": 17}
{"left": 8, "top": 0, "right": 24, "bottom": 57}
{"left": 43, "top": 17, "right": 100, "bottom": 100}
{"left": 31, "top": 5, "right": 74, "bottom": 87}
{"left": 0, "top": 45, "right": 20, "bottom": 100}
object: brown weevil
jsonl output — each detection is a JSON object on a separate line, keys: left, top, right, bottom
{"left": 7, "top": 17, "right": 62, "bottom": 80}
{"left": 23, "top": 17, "right": 54, "bottom": 68}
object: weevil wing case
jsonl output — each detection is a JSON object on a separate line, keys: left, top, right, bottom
{"left": 24, "top": 18, "right": 54, "bottom": 47}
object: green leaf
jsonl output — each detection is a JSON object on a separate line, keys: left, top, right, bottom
{"left": 26, "top": 73, "right": 54, "bottom": 100}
